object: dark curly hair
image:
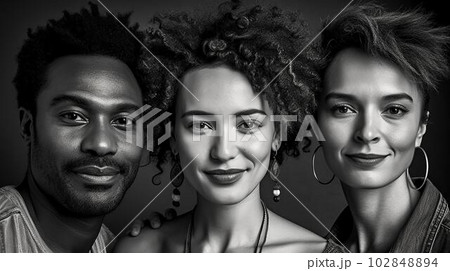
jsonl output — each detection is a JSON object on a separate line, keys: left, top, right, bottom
{"left": 319, "top": 1, "right": 450, "bottom": 123}
{"left": 13, "top": 2, "right": 144, "bottom": 116}
{"left": 139, "top": 0, "right": 322, "bottom": 184}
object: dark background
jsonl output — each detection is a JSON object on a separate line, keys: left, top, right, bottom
{"left": 1, "top": 0, "right": 448, "bottom": 236}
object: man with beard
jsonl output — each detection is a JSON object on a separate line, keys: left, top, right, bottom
{"left": 0, "top": 3, "right": 146, "bottom": 252}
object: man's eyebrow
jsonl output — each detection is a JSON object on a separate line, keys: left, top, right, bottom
{"left": 50, "top": 94, "right": 140, "bottom": 111}
{"left": 50, "top": 95, "right": 90, "bottom": 107}
{"left": 181, "top": 109, "right": 267, "bottom": 118}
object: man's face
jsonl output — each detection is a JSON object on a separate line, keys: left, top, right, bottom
{"left": 29, "top": 55, "right": 143, "bottom": 217}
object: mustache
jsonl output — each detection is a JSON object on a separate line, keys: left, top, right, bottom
{"left": 63, "top": 156, "right": 129, "bottom": 173}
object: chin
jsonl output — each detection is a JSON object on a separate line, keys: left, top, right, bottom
{"left": 203, "top": 191, "right": 247, "bottom": 206}
{"left": 339, "top": 171, "right": 394, "bottom": 190}
{"left": 63, "top": 190, "right": 125, "bottom": 217}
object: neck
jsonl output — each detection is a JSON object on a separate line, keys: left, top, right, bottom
{"left": 191, "top": 187, "right": 265, "bottom": 252}
{"left": 18, "top": 169, "right": 104, "bottom": 252}
{"left": 341, "top": 172, "right": 420, "bottom": 252}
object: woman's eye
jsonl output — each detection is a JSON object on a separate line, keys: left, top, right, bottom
{"left": 384, "top": 105, "right": 408, "bottom": 118}
{"left": 60, "top": 112, "right": 87, "bottom": 123}
{"left": 331, "top": 105, "right": 356, "bottom": 116}
{"left": 191, "top": 121, "right": 214, "bottom": 132}
{"left": 237, "top": 119, "right": 261, "bottom": 133}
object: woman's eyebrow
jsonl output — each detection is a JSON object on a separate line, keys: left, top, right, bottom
{"left": 382, "top": 93, "right": 414, "bottom": 103}
{"left": 324, "top": 92, "right": 357, "bottom": 102}
{"left": 181, "top": 110, "right": 213, "bottom": 118}
{"left": 324, "top": 92, "right": 414, "bottom": 103}
{"left": 234, "top": 109, "right": 267, "bottom": 116}
{"left": 181, "top": 109, "right": 267, "bottom": 118}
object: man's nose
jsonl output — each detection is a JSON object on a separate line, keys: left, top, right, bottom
{"left": 80, "top": 120, "right": 118, "bottom": 156}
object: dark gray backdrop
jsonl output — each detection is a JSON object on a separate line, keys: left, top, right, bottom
{"left": 1, "top": 0, "right": 448, "bottom": 236}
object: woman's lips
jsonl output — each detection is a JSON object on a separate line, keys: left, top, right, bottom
{"left": 345, "top": 153, "right": 389, "bottom": 168}
{"left": 203, "top": 169, "right": 246, "bottom": 185}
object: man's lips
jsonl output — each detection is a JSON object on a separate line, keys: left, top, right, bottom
{"left": 72, "top": 166, "right": 120, "bottom": 176}
{"left": 72, "top": 166, "right": 121, "bottom": 185}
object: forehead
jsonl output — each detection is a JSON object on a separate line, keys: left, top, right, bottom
{"left": 324, "top": 48, "right": 420, "bottom": 100}
{"left": 39, "top": 55, "right": 142, "bottom": 107}
{"left": 177, "top": 65, "right": 271, "bottom": 114}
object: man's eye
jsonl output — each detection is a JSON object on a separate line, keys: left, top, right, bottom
{"left": 60, "top": 112, "right": 87, "bottom": 123}
{"left": 112, "top": 117, "right": 132, "bottom": 130}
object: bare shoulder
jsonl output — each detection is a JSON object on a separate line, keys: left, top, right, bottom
{"left": 263, "top": 210, "right": 326, "bottom": 253}
{"left": 113, "top": 226, "right": 164, "bottom": 253}
{"left": 113, "top": 212, "right": 192, "bottom": 253}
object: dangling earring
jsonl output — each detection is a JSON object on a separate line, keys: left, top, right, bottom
{"left": 406, "top": 146, "right": 429, "bottom": 190}
{"left": 311, "top": 145, "right": 335, "bottom": 185}
{"left": 170, "top": 157, "right": 184, "bottom": 207}
{"left": 270, "top": 150, "right": 281, "bottom": 202}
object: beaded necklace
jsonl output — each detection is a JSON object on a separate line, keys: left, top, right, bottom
{"left": 183, "top": 200, "right": 269, "bottom": 253}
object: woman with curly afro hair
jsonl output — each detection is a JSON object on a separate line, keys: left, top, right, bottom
{"left": 115, "top": 0, "right": 345, "bottom": 252}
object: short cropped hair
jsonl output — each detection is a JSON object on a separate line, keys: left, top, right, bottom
{"left": 320, "top": 2, "right": 450, "bottom": 120}
{"left": 13, "top": 2, "right": 144, "bottom": 115}
{"left": 140, "top": 0, "right": 322, "bottom": 182}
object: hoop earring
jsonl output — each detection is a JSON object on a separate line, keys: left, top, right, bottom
{"left": 406, "top": 146, "right": 429, "bottom": 191}
{"left": 270, "top": 150, "right": 281, "bottom": 202}
{"left": 170, "top": 157, "right": 184, "bottom": 207}
{"left": 311, "top": 145, "right": 335, "bottom": 185}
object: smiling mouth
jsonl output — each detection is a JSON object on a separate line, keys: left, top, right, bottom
{"left": 204, "top": 169, "right": 246, "bottom": 185}
{"left": 72, "top": 166, "right": 121, "bottom": 186}
{"left": 345, "top": 153, "right": 389, "bottom": 168}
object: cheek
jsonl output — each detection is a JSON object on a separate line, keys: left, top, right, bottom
{"left": 387, "top": 125, "right": 418, "bottom": 154}
{"left": 176, "top": 127, "right": 205, "bottom": 159}
{"left": 34, "top": 117, "right": 78, "bottom": 160}
{"left": 243, "top": 137, "right": 272, "bottom": 161}
{"left": 319, "top": 116, "right": 351, "bottom": 153}
{"left": 119, "top": 142, "right": 142, "bottom": 163}
{"left": 240, "top": 126, "right": 273, "bottom": 165}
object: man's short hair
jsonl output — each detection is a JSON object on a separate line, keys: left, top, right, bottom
{"left": 13, "top": 2, "right": 144, "bottom": 115}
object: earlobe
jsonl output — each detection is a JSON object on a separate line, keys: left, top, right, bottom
{"left": 415, "top": 122, "right": 427, "bottom": 147}
{"left": 170, "top": 137, "right": 178, "bottom": 156}
{"left": 271, "top": 131, "right": 281, "bottom": 152}
{"left": 19, "top": 108, "right": 33, "bottom": 143}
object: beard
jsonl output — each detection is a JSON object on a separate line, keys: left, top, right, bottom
{"left": 30, "top": 137, "right": 140, "bottom": 218}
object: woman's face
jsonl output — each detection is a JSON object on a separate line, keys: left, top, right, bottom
{"left": 173, "top": 65, "right": 278, "bottom": 204}
{"left": 318, "top": 48, "right": 427, "bottom": 189}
